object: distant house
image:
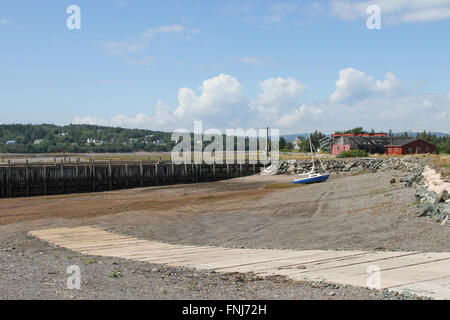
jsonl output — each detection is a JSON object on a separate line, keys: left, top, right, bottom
{"left": 86, "top": 138, "right": 103, "bottom": 145}
{"left": 34, "top": 139, "right": 44, "bottom": 145}
{"left": 386, "top": 138, "right": 436, "bottom": 155}
{"left": 143, "top": 135, "right": 155, "bottom": 144}
{"left": 293, "top": 137, "right": 303, "bottom": 150}
{"left": 6, "top": 140, "right": 16, "bottom": 145}
{"left": 153, "top": 139, "right": 165, "bottom": 145}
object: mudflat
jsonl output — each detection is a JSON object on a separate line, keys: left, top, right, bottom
{"left": 0, "top": 171, "right": 448, "bottom": 299}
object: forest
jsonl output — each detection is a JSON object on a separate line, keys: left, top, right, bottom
{"left": 0, "top": 124, "right": 175, "bottom": 153}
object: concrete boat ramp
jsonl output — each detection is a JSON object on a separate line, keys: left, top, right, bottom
{"left": 29, "top": 226, "right": 450, "bottom": 299}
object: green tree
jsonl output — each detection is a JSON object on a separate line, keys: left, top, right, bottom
{"left": 279, "top": 137, "right": 287, "bottom": 150}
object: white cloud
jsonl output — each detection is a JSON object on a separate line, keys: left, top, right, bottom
{"left": 72, "top": 72, "right": 450, "bottom": 133}
{"left": 325, "top": 93, "right": 450, "bottom": 132}
{"left": 72, "top": 116, "right": 105, "bottom": 126}
{"left": 437, "top": 111, "right": 447, "bottom": 120}
{"left": 240, "top": 56, "right": 263, "bottom": 66}
{"left": 142, "top": 25, "right": 199, "bottom": 39}
{"left": 265, "top": 3, "right": 298, "bottom": 24}
{"left": 0, "top": 19, "right": 9, "bottom": 25}
{"left": 250, "top": 77, "right": 306, "bottom": 118}
{"left": 240, "top": 56, "right": 277, "bottom": 68}
{"left": 330, "top": 68, "right": 403, "bottom": 103}
{"left": 330, "top": 0, "right": 450, "bottom": 24}
{"left": 74, "top": 74, "right": 247, "bottom": 130}
{"left": 73, "top": 100, "right": 174, "bottom": 130}
{"left": 422, "top": 99, "right": 433, "bottom": 108}
{"left": 73, "top": 75, "right": 310, "bottom": 131}
{"left": 102, "top": 24, "right": 200, "bottom": 62}
{"left": 101, "top": 41, "right": 142, "bottom": 55}
{"left": 275, "top": 104, "right": 323, "bottom": 127}
{"left": 173, "top": 74, "right": 247, "bottom": 126}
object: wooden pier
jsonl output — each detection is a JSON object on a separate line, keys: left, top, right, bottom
{"left": 0, "top": 160, "right": 265, "bottom": 198}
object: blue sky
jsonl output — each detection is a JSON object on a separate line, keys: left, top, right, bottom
{"left": 0, "top": 0, "right": 449, "bottom": 134}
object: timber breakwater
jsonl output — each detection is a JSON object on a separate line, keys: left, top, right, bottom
{"left": 0, "top": 160, "right": 266, "bottom": 198}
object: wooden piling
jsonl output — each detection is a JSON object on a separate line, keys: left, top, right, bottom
{"left": 1, "top": 167, "right": 4, "bottom": 198}
{"left": 7, "top": 160, "right": 11, "bottom": 197}
{"left": 140, "top": 161, "right": 144, "bottom": 187}
{"left": 25, "top": 160, "right": 30, "bottom": 196}
{"left": 60, "top": 159, "right": 65, "bottom": 194}
{"left": 109, "top": 160, "right": 113, "bottom": 190}
{"left": 43, "top": 165, "right": 47, "bottom": 195}
{"left": 0, "top": 161, "right": 264, "bottom": 198}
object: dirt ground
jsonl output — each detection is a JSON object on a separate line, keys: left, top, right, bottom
{"left": 0, "top": 170, "right": 448, "bottom": 300}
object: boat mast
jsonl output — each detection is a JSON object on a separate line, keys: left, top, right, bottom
{"left": 309, "top": 134, "right": 315, "bottom": 173}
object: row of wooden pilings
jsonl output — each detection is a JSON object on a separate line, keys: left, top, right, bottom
{"left": 0, "top": 159, "right": 267, "bottom": 198}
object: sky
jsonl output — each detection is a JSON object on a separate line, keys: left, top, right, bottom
{"left": 0, "top": 0, "right": 449, "bottom": 134}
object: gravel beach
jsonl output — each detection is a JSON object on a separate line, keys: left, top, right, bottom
{"left": 0, "top": 170, "right": 448, "bottom": 300}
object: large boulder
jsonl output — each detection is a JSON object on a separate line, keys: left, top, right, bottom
{"left": 417, "top": 203, "right": 433, "bottom": 217}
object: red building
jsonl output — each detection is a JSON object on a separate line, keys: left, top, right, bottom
{"left": 331, "top": 133, "right": 388, "bottom": 156}
{"left": 386, "top": 138, "right": 436, "bottom": 155}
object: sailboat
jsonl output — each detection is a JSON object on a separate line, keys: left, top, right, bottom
{"left": 293, "top": 135, "right": 330, "bottom": 184}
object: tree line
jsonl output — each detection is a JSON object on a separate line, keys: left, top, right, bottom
{"left": 0, "top": 124, "right": 175, "bottom": 153}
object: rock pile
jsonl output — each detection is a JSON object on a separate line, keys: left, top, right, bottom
{"left": 415, "top": 166, "right": 450, "bottom": 224}
{"left": 271, "top": 157, "right": 424, "bottom": 175}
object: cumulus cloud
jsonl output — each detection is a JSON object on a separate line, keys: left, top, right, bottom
{"left": 73, "top": 101, "right": 173, "bottom": 130}
{"left": 324, "top": 93, "right": 450, "bottom": 132}
{"left": 72, "top": 71, "right": 450, "bottom": 133}
{"left": 330, "top": 0, "right": 450, "bottom": 24}
{"left": 330, "top": 68, "right": 403, "bottom": 103}
{"left": 275, "top": 104, "right": 323, "bottom": 127}
{"left": 74, "top": 74, "right": 247, "bottom": 130}
{"left": 174, "top": 74, "right": 247, "bottom": 125}
{"left": 250, "top": 77, "right": 306, "bottom": 119}
{"left": 73, "top": 75, "right": 314, "bottom": 131}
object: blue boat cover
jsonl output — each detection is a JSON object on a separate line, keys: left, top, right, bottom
{"left": 293, "top": 174, "right": 330, "bottom": 184}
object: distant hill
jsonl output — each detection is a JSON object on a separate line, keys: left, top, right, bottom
{"left": 0, "top": 124, "right": 174, "bottom": 153}
{"left": 281, "top": 133, "right": 309, "bottom": 143}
